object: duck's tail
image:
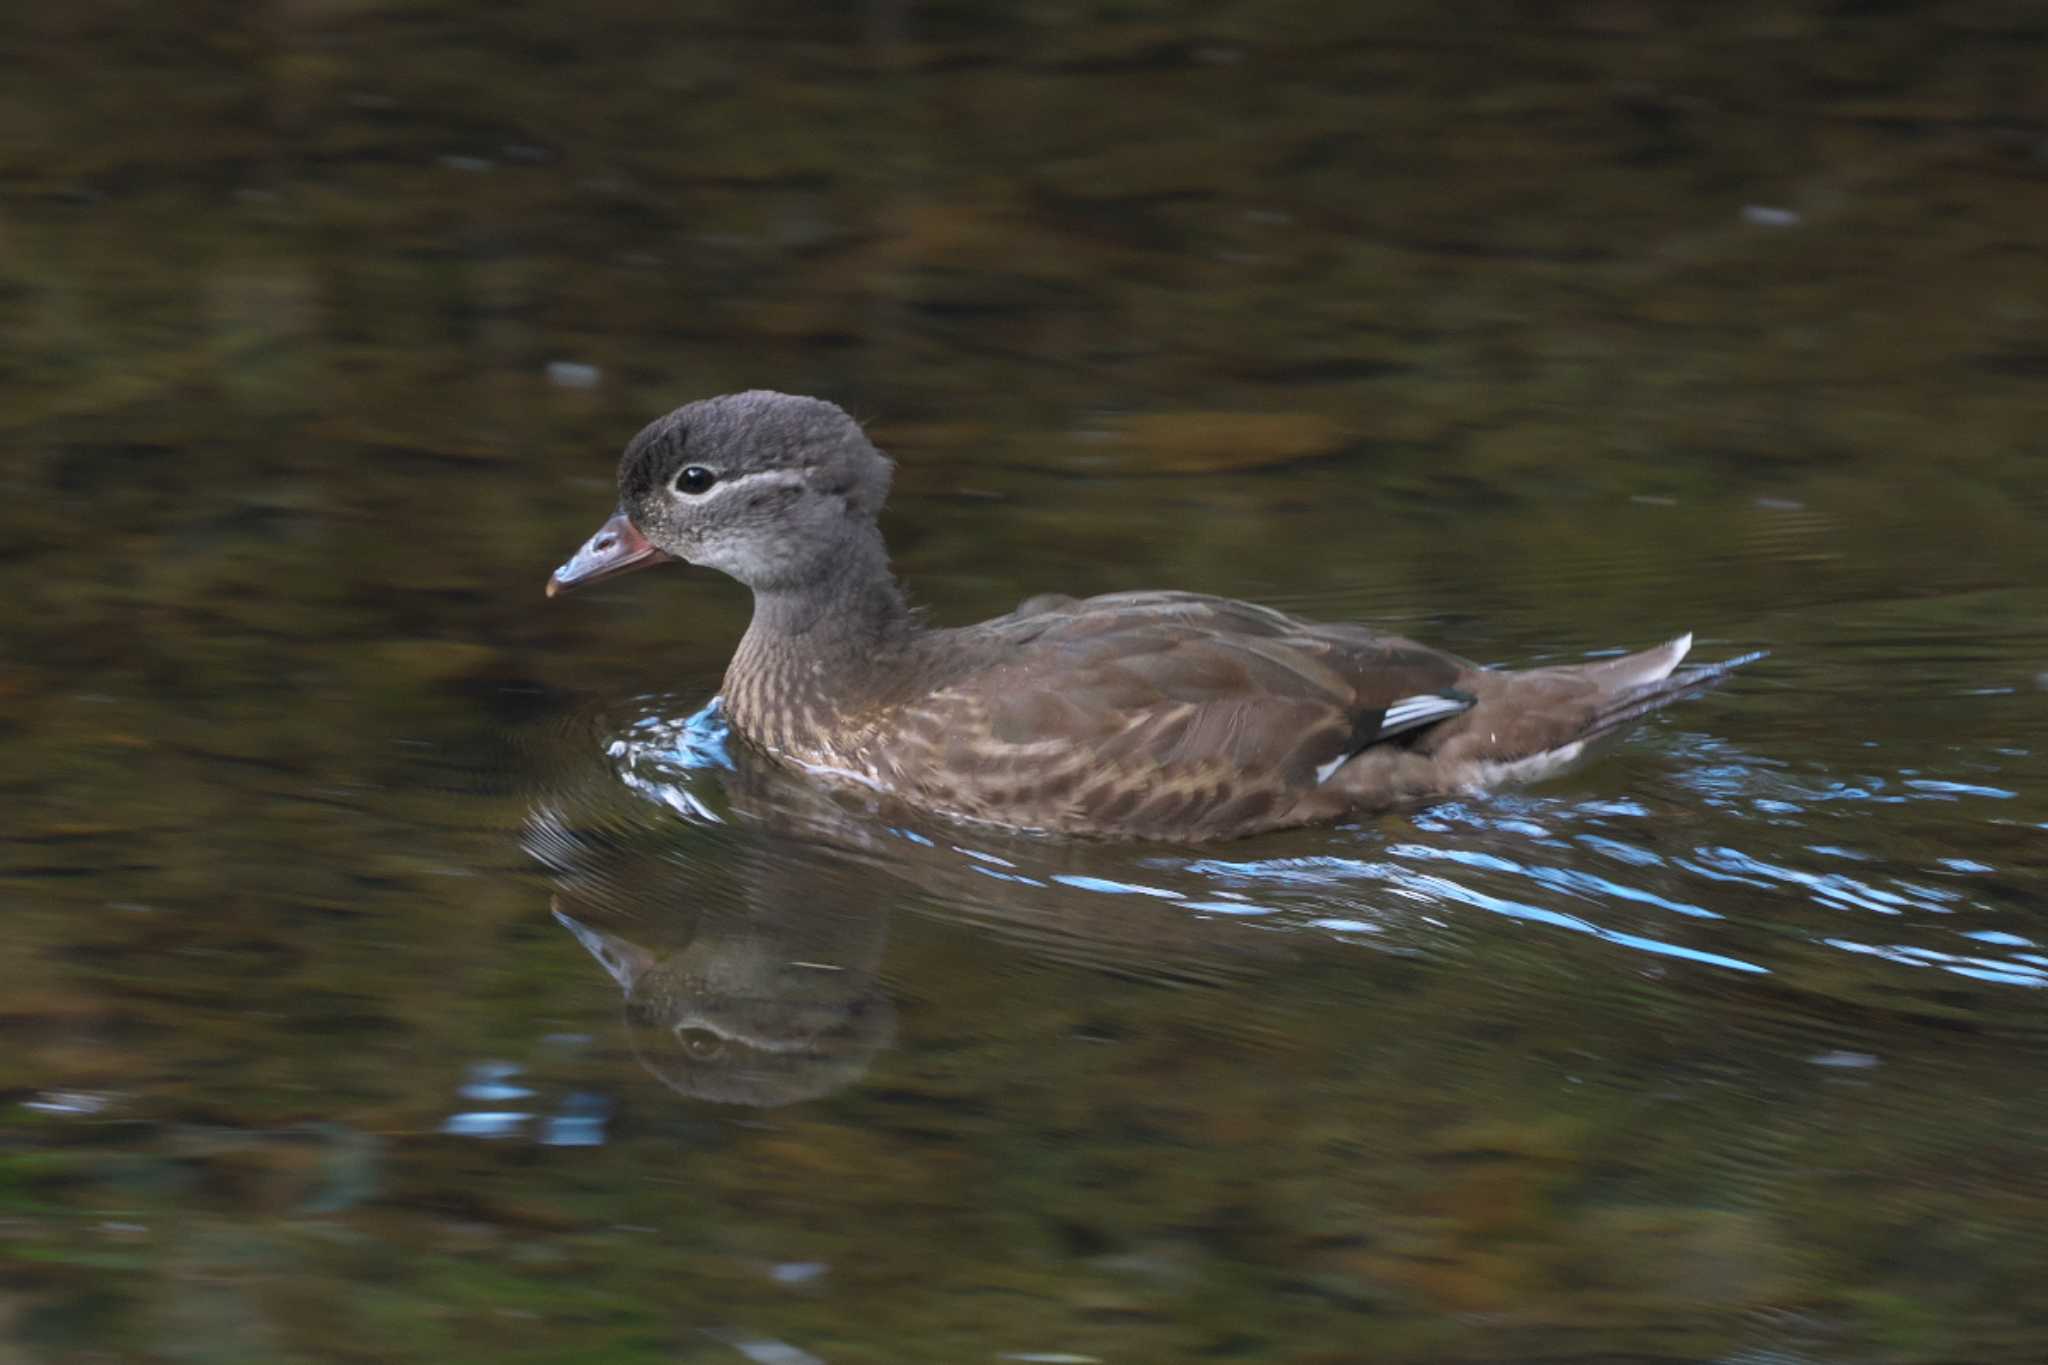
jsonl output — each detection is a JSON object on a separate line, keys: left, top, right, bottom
{"left": 1321, "top": 632, "right": 1764, "bottom": 810}
{"left": 1575, "top": 633, "right": 1766, "bottom": 745}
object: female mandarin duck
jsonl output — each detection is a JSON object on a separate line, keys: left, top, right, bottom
{"left": 549, "top": 391, "right": 1749, "bottom": 841}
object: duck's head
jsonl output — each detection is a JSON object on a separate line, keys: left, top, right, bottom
{"left": 547, "top": 390, "right": 893, "bottom": 597}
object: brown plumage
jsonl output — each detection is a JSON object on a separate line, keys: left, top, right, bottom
{"left": 549, "top": 391, "right": 1752, "bottom": 841}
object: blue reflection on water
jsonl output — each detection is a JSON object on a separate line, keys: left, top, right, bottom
{"left": 1824, "top": 939, "right": 2048, "bottom": 989}
{"left": 442, "top": 1111, "right": 528, "bottom": 1139}
{"left": 1394, "top": 841, "right": 1720, "bottom": 919}
{"left": 458, "top": 1060, "right": 533, "bottom": 1102}
{"left": 1382, "top": 865, "right": 1766, "bottom": 974}
{"left": 1902, "top": 778, "right": 2016, "bottom": 800}
{"left": 1049, "top": 874, "right": 1184, "bottom": 899}
{"left": 537, "top": 1093, "right": 613, "bottom": 1147}
{"left": 606, "top": 699, "right": 736, "bottom": 824}
{"left": 442, "top": 1064, "right": 614, "bottom": 1145}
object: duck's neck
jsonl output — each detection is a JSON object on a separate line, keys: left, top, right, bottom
{"left": 724, "top": 525, "right": 917, "bottom": 749}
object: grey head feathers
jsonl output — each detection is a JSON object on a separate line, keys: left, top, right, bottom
{"left": 618, "top": 391, "right": 894, "bottom": 592}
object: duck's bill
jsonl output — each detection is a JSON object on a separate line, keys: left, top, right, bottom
{"left": 546, "top": 509, "right": 675, "bottom": 597}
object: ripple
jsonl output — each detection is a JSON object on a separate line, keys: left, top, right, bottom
{"left": 554, "top": 683, "right": 2048, "bottom": 1015}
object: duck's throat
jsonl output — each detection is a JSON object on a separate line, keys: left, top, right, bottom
{"left": 723, "top": 533, "right": 913, "bottom": 753}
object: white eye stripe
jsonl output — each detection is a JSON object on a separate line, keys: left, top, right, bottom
{"left": 675, "top": 469, "right": 809, "bottom": 499}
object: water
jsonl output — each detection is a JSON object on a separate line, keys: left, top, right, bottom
{"left": 4, "top": 2, "right": 2047, "bottom": 1361}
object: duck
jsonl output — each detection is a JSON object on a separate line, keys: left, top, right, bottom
{"left": 548, "top": 391, "right": 1752, "bottom": 841}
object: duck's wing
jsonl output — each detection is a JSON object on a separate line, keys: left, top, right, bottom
{"left": 971, "top": 590, "right": 1475, "bottom": 721}
{"left": 876, "top": 592, "right": 1476, "bottom": 836}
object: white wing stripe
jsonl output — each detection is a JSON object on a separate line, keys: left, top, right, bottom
{"left": 1317, "top": 692, "right": 1473, "bottom": 786}
{"left": 1377, "top": 692, "right": 1472, "bottom": 738}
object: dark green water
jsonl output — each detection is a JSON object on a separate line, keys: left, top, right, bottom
{"left": 4, "top": 2, "right": 2046, "bottom": 1361}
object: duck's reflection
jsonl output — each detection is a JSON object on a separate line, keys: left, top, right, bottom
{"left": 551, "top": 895, "right": 894, "bottom": 1108}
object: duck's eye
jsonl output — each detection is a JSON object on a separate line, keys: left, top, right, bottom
{"left": 674, "top": 466, "right": 718, "bottom": 496}
{"left": 676, "top": 1027, "right": 726, "bottom": 1060}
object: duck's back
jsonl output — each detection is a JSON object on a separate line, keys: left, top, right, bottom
{"left": 846, "top": 591, "right": 1481, "bottom": 838}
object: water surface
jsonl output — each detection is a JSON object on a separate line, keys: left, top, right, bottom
{"left": 4, "top": 2, "right": 2046, "bottom": 1361}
